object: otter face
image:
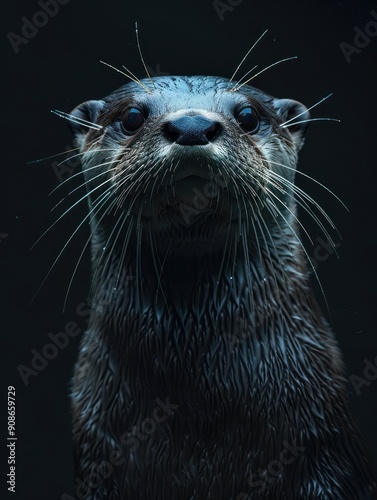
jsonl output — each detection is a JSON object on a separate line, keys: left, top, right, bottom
{"left": 69, "top": 76, "right": 309, "bottom": 249}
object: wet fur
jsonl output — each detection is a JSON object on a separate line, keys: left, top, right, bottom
{"left": 67, "top": 76, "right": 376, "bottom": 499}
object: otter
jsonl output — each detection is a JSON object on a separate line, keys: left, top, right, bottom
{"left": 66, "top": 75, "right": 376, "bottom": 499}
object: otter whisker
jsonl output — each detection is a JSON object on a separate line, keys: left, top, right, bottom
{"left": 118, "top": 215, "right": 135, "bottom": 290}
{"left": 281, "top": 117, "right": 340, "bottom": 128}
{"left": 280, "top": 93, "right": 333, "bottom": 127}
{"left": 265, "top": 195, "right": 330, "bottom": 316}
{"left": 95, "top": 205, "right": 134, "bottom": 298}
{"left": 267, "top": 169, "right": 340, "bottom": 254}
{"left": 114, "top": 178, "right": 141, "bottom": 212}
{"left": 31, "top": 189, "right": 112, "bottom": 306}
{"left": 54, "top": 148, "right": 120, "bottom": 169}
{"left": 64, "top": 193, "right": 126, "bottom": 310}
{"left": 226, "top": 176, "right": 263, "bottom": 296}
{"left": 151, "top": 232, "right": 171, "bottom": 308}
{"left": 121, "top": 64, "right": 152, "bottom": 91}
{"left": 214, "top": 166, "right": 243, "bottom": 276}
{"left": 148, "top": 158, "right": 169, "bottom": 216}
{"left": 51, "top": 109, "right": 103, "bottom": 130}
{"left": 100, "top": 60, "right": 152, "bottom": 95}
{"left": 135, "top": 21, "right": 155, "bottom": 90}
{"left": 243, "top": 193, "right": 262, "bottom": 264}
{"left": 240, "top": 218, "right": 254, "bottom": 302}
{"left": 241, "top": 183, "right": 291, "bottom": 293}
{"left": 114, "top": 160, "right": 161, "bottom": 211}
{"left": 233, "top": 56, "right": 297, "bottom": 91}
{"left": 50, "top": 161, "right": 120, "bottom": 210}
{"left": 228, "top": 29, "right": 268, "bottom": 86}
{"left": 267, "top": 163, "right": 339, "bottom": 228}
{"left": 49, "top": 151, "right": 121, "bottom": 195}
{"left": 255, "top": 212, "right": 283, "bottom": 291}
{"left": 261, "top": 197, "right": 296, "bottom": 263}
{"left": 216, "top": 201, "right": 234, "bottom": 288}
{"left": 90, "top": 224, "right": 122, "bottom": 294}
{"left": 263, "top": 184, "right": 315, "bottom": 245}
{"left": 91, "top": 208, "right": 136, "bottom": 304}
{"left": 108, "top": 156, "right": 150, "bottom": 210}
{"left": 232, "top": 65, "right": 259, "bottom": 91}
{"left": 268, "top": 158, "right": 348, "bottom": 210}
{"left": 31, "top": 167, "right": 122, "bottom": 250}
{"left": 27, "top": 146, "right": 81, "bottom": 164}
{"left": 272, "top": 178, "right": 340, "bottom": 257}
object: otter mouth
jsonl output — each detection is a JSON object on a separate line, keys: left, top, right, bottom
{"left": 140, "top": 174, "right": 239, "bottom": 227}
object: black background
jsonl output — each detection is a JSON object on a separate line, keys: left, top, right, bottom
{"left": 1, "top": 0, "right": 377, "bottom": 498}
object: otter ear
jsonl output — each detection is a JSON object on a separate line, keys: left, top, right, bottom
{"left": 273, "top": 98, "right": 310, "bottom": 151}
{"left": 69, "top": 100, "right": 105, "bottom": 148}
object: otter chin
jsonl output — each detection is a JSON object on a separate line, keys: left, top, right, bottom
{"left": 67, "top": 76, "right": 376, "bottom": 499}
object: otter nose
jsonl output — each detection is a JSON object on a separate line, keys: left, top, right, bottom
{"left": 164, "top": 115, "right": 221, "bottom": 145}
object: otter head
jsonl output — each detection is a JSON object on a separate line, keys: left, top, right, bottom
{"left": 69, "top": 76, "right": 309, "bottom": 257}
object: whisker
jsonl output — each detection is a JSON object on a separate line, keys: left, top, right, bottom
{"left": 100, "top": 60, "right": 152, "bottom": 94}
{"left": 31, "top": 169, "right": 121, "bottom": 250}
{"left": 233, "top": 56, "right": 297, "bottom": 91}
{"left": 152, "top": 232, "right": 171, "bottom": 308}
{"left": 31, "top": 190, "right": 112, "bottom": 306}
{"left": 281, "top": 117, "right": 340, "bottom": 128}
{"left": 257, "top": 196, "right": 310, "bottom": 332}
{"left": 50, "top": 161, "right": 120, "bottom": 211}
{"left": 228, "top": 29, "right": 268, "bottom": 85}
{"left": 88, "top": 195, "right": 129, "bottom": 297}
{"left": 135, "top": 21, "right": 155, "bottom": 89}
{"left": 51, "top": 110, "right": 103, "bottom": 130}
{"left": 265, "top": 195, "right": 331, "bottom": 318}
{"left": 49, "top": 150, "right": 121, "bottom": 194}
{"left": 243, "top": 194, "right": 262, "bottom": 263}
{"left": 63, "top": 194, "right": 124, "bottom": 310}
{"left": 116, "top": 215, "right": 135, "bottom": 291}
{"left": 268, "top": 158, "right": 348, "bottom": 210}
{"left": 263, "top": 184, "right": 314, "bottom": 244}
{"left": 233, "top": 65, "right": 259, "bottom": 90}
{"left": 216, "top": 202, "right": 234, "bottom": 287}
{"left": 27, "top": 147, "right": 80, "bottom": 164}
{"left": 266, "top": 168, "right": 341, "bottom": 248}
{"left": 280, "top": 93, "right": 333, "bottom": 127}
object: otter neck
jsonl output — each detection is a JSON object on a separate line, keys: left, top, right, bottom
{"left": 89, "top": 220, "right": 310, "bottom": 322}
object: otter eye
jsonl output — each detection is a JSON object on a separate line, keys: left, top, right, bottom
{"left": 236, "top": 107, "right": 259, "bottom": 134}
{"left": 121, "top": 107, "right": 146, "bottom": 135}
